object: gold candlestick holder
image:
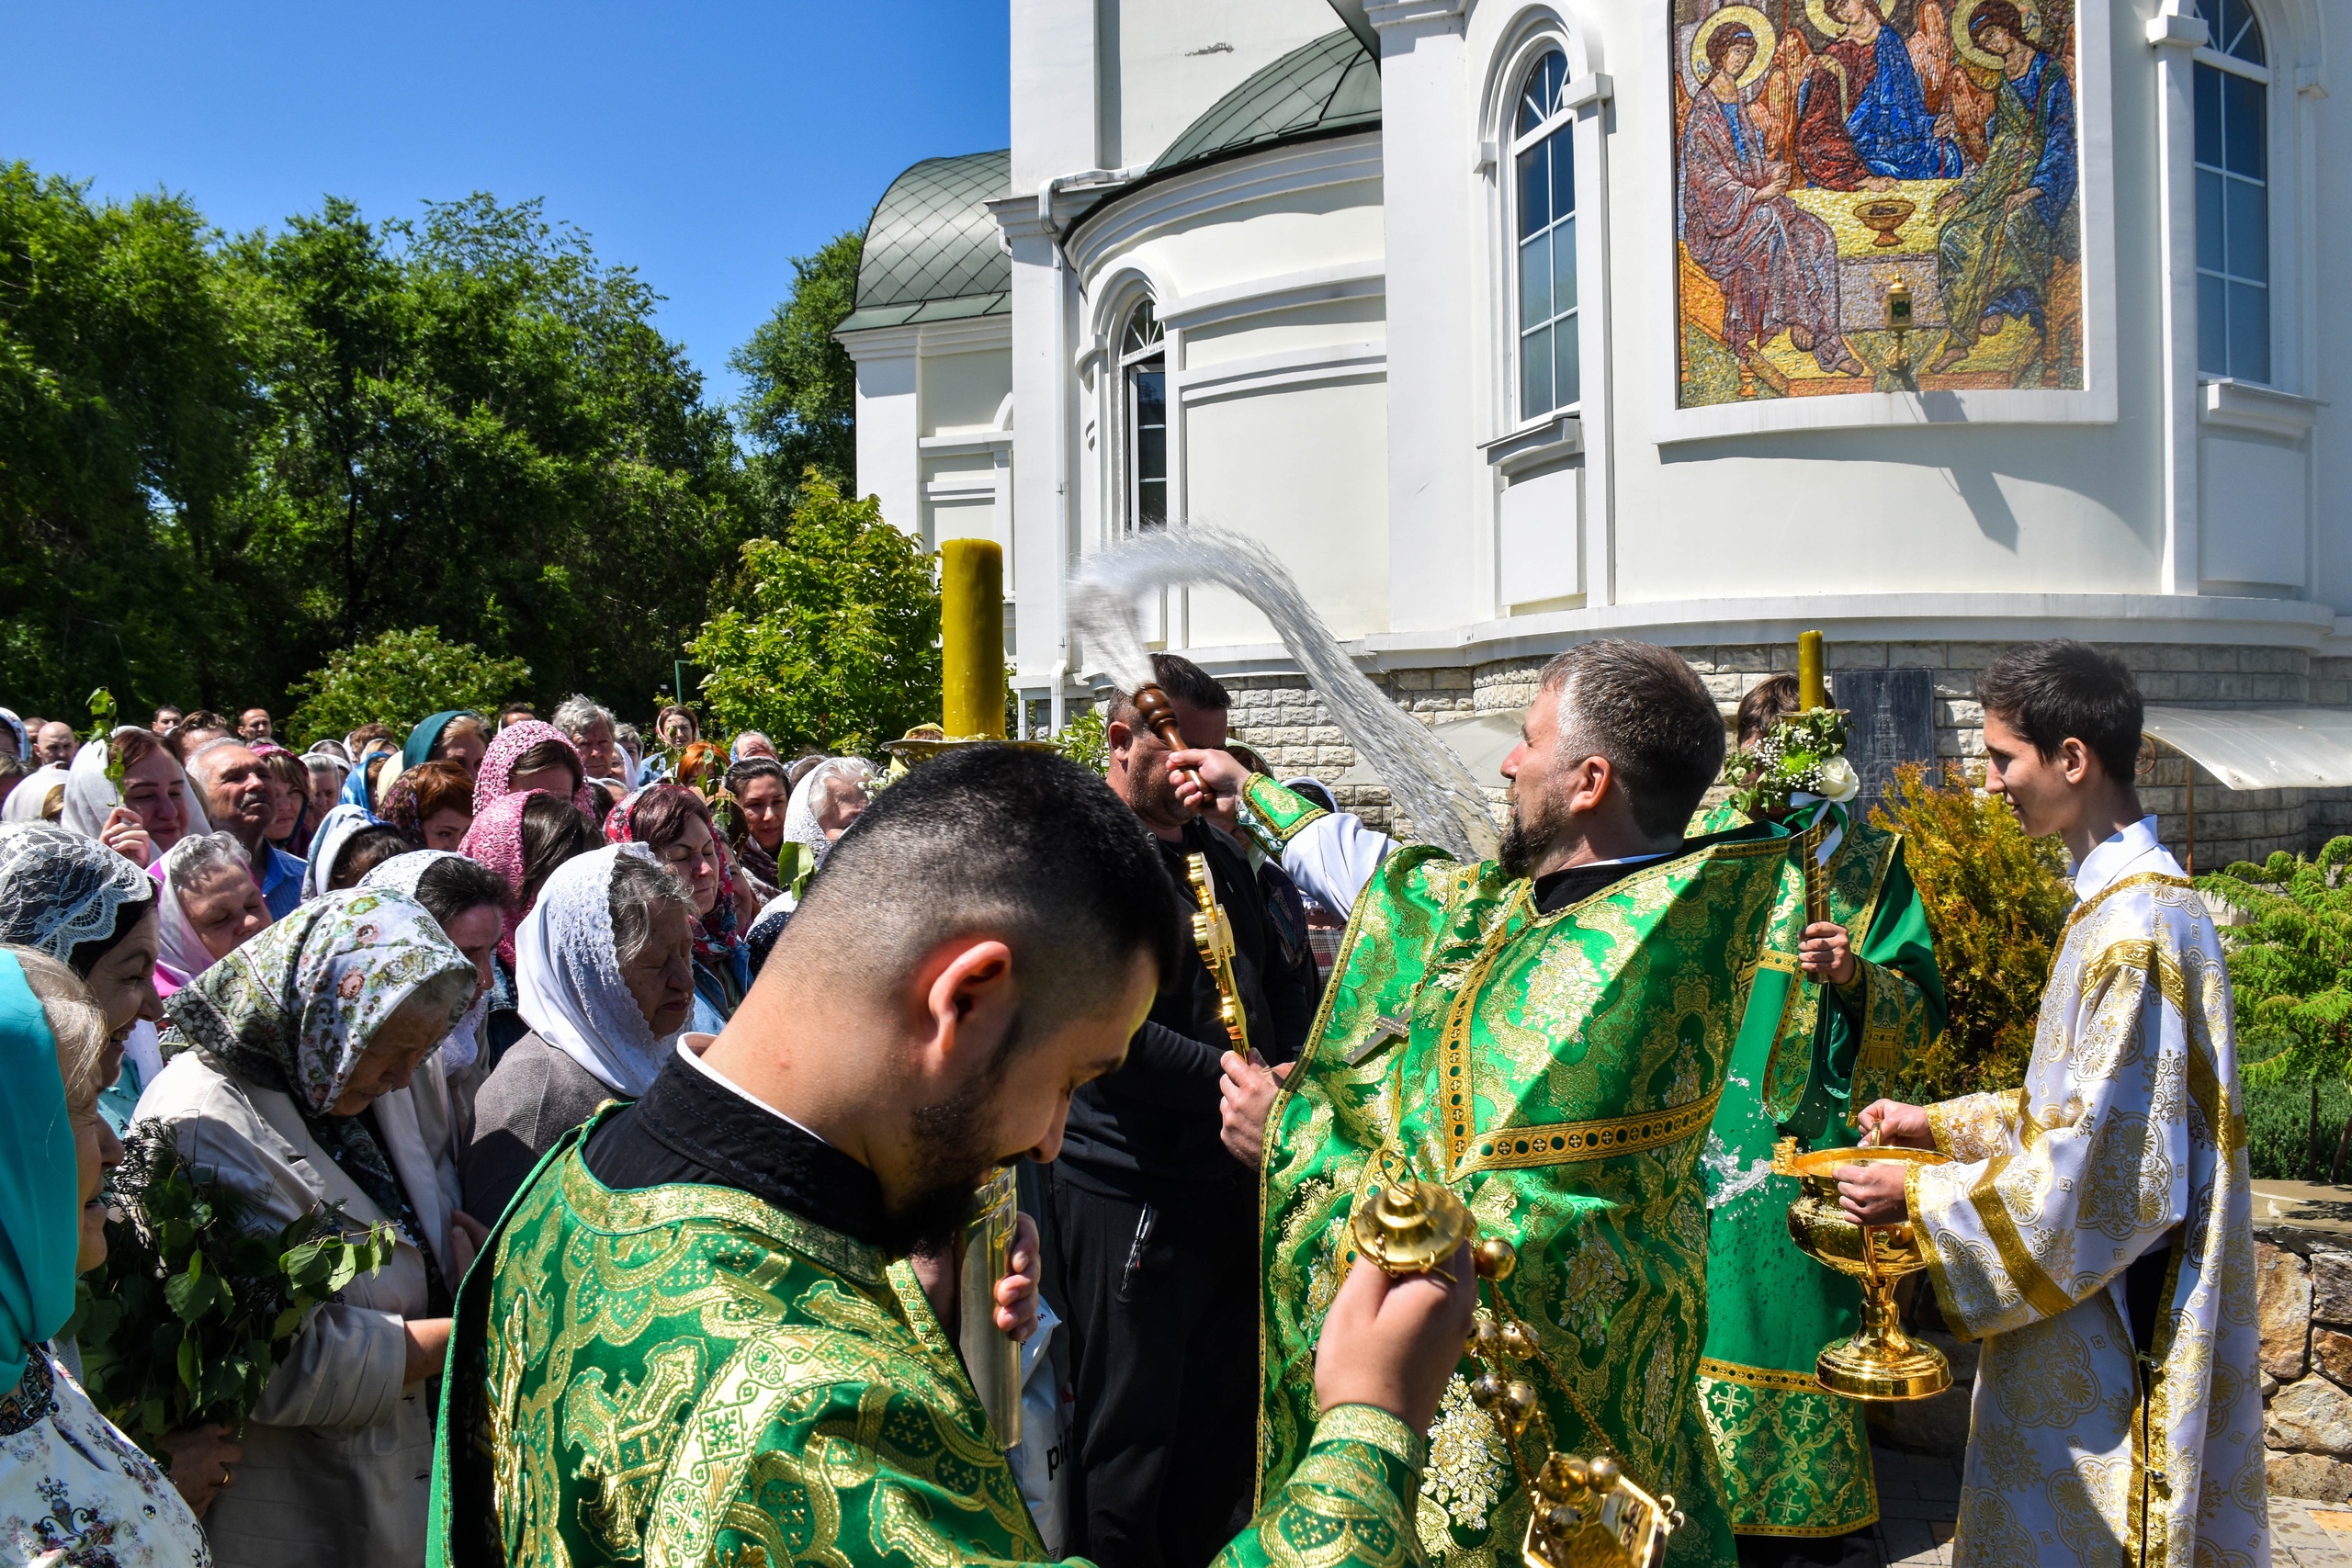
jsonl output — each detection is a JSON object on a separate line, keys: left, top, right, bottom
{"left": 1774, "top": 1140, "right": 1953, "bottom": 1400}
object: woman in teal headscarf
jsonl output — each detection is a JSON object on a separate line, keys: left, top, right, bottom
{"left": 401, "top": 711, "right": 489, "bottom": 776}
{"left": 0, "top": 945, "right": 212, "bottom": 1564}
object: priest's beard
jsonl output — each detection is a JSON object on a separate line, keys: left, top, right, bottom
{"left": 880, "top": 1020, "right": 1026, "bottom": 1257}
{"left": 1497, "top": 782, "right": 1572, "bottom": 882}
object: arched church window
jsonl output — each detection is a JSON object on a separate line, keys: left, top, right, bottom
{"left": 1513, "top": 48, "right": 1577, "bottom": 420}
{"left": 2193, "top": 0, "right": 2269, "bottom": 382}
{"left": 1120, "top": 300, "right": 1167, "bottom": 531}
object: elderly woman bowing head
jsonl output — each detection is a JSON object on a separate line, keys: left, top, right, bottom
{"left": 134, "top": 889, "right": 478, "bottom": 1568}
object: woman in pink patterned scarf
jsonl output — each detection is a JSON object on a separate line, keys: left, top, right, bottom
{"left": 469, "top": 720, "right": 601, "bottom": 823}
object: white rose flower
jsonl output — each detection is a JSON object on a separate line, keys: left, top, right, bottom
{"left": 1816, "top": 754, "right": 1861, "bottom": 804}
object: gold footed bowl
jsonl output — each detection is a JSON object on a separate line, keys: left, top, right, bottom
{"left": 1780, "top": 1144, "right": 1952, "bottom": 1401}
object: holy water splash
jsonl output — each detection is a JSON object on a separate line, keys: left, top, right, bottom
{"left": 1065, "top": 527, "right": 1499, "bottom": 863}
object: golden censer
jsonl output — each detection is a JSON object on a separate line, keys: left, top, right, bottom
{"left": 1352, "top": 1161, "right": 1682, "bottom": 1568}
{"left": 1773, "top": 1138, "right": 1952, "bottom": 1400}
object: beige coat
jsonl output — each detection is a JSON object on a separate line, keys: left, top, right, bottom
{"left": 133, "top": 1050, "right": 464, "bottom": 1568}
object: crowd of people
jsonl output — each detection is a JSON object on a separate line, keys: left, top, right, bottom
{"left": 0, "top": 638, "right": 2266, "bottom": 1568}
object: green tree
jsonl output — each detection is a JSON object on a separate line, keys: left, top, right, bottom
{"left": 2199, "top": 841, "right": 2352, "bottom": 1179}
{"left": 281, "top": 626, "right": 531, "bottom": 745}
{"left": 0, "top": 164, "right": 260, "bottom": 714}
{"left": 730, "top": 231, "right": 860, "bottom": 523}
{"left": 688, "top": 472, "right": 938, "bottom": 755}
{"left": 1871, "top": 762, "right": 2075, "bottom": 1102}
{"left": 227, "top": 194, "right": 749, "bottom": 709}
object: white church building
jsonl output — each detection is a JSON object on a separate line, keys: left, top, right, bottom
{"left": 834, "top": 0, "right": 2345, "bottom": 868}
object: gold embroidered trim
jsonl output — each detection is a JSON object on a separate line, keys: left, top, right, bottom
{"left": 2077, "top": 937, "right": 2248, "bottom": 1154}
{"left": 1462, "top": 1088, "right": 1727, "bottom": 1174}
{"left": 2061, "top": 872, "right": 2197, "bottom": 938}
{"left": 555, "top": 1146, "right": 886, "bottom": 1285}
{"left": 1696, "top": 1357, "right": 1822, "bottom": 1393}
{"left": 1314, "top": 1403, "right": 1429, "bottom": 1476}
{"left": 1439, "top": 884, "right": 1534, "bottom": 1173}
{"left": 1965, "top": 1155, "right": 2079, "bottom": 1323}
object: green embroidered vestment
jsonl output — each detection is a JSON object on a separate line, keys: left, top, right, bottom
{"left": 1684, "top": 802, "right": 1947, "bottom": 1539}
{"left": 429, "top": 1114, "right": 1431, "bottom": 1568}
{"left": 1244, "top": 776, "right": 1807, "bottom": 1568}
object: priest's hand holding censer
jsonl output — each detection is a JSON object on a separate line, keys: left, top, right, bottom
{"left": 1350, "top": 1155, "right": 1684, "bottom": 1568}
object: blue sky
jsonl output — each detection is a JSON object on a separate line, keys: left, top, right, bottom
{"left": 0, "top": 2, "right": 1011, "bottom": 406}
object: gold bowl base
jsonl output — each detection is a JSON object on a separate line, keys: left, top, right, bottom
{"left": 1817, "top": 1337, "right": 1951, "bottom": 1402}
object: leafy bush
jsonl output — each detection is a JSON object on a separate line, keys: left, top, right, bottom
{"left": 1870, "top": 762, "right": 2074, "bottom": 1102}
{"left": 689, "top": 473, "right": 940, "bottom": 756}
{"left": 1055, "top": 707, "right": 1108, "bottom": 773}
{"left": 283, "top": 626, "right": 530, "bottom": 745}
{"left": 2198, "top": 837, "right": 2352, "bottom": 1179}
{"left": 2246, "top": 1072, "right": 2352, "bottom": 1182}
{"left": 69, "top": 1124, "right": 394, "bottom": 1454}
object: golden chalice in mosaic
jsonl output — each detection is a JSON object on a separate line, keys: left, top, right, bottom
{"left": 1853, "top": 197, "right": 1917, "bottom": 247}
{"left": 1776, "top": 1140, "right": 1952, "bottom": 1400}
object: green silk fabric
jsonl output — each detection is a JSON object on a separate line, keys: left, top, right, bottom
{"left": 1686, "top": 801, "right": 1947, "bottom": 1538}
{"left": 1246, "top": 776, "right": 1809, "bottom": 1568}
{"left": 428, "top": 1112, "right": 1431, "bottom": 1568}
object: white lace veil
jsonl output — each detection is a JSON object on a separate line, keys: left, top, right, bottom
{"left": 514, "top": 844, "right": 679, "bottom": 1095}
{"left": 0, "top": 821, "right": 155, "bottom": 963}
{"left": 781, "top": 758, "right": 873, "bottom": 870}
{"left": 361, "top": 850, "right": 492, "bottom": 1071}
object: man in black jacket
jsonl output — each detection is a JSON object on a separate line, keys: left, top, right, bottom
{"left": 1043, "top": 654, "right": 1317, "bottom": 1568}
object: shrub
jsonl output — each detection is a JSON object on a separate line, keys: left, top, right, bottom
{"left": 2199, "top": 837, "right": 2352, "bottom": 1179}
{"left": 1870, "top": 762, "right": 2073, "bottom": 1103}
{"left": 283, "top": 626, "right": 530, "bottom": 746}
{"left": 688, "top": 473, "right": 940, "bottom": 756}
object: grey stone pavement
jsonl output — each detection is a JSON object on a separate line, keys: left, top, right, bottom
{"left": 1746, "top": 1449, "right": 2352, "bottom": 1565}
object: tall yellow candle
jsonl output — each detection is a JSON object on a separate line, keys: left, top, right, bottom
{"left": 1797, "top": 629, "right": 1826, "bottom": 711}
{"left": 941, "top": 539, "right": 1005, "bottom": 739}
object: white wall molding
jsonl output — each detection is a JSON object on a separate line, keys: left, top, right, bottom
{"left": 1174, "top": 342, "right": 1387, "bottom": 405}
{"left": 1063, "top": 137, "right": 1384, "bottom": 276}
{"left": 2200, "top": 379, "right": 2323, "bottom": 441}
{"left": 1157, "top": 263, "right": 1386, "bottom": 333}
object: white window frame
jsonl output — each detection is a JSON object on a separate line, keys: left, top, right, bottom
{"left": 1510, "top": 48, "right": 1580, "bottom": 425}
{"left": 2190, "top": 0, "right": 2275, "bottom": 386}
{"left": 1117, "top": 299, "right": 1167, "bottom": 533}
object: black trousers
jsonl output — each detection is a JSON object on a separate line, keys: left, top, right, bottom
{"left": 1042, "top": 1167, "right": 1259, "bottom": 1568}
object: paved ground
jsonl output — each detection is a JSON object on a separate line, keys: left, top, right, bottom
{"left": 1733, "top": 1450, "right": 2352, "bottom": 1565}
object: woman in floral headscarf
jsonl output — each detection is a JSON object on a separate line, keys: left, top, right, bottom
{"left": 134, "top": 888, "right": 480, "bottom": 1568}
{"left": 602, "top": 784, "right": 752, "bottom": 1028}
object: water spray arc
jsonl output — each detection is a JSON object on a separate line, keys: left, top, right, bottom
{"left": 1065, "top": 527, "right": 1499, "bottom": 863}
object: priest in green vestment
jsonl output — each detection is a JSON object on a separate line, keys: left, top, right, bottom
{"left": 1685, "top": 674, "right": 1947, "bottom": 1552}
{"left": 428, "top": 747, "right": 1476, "bottom": 1568}
{"left": 1189, "top": 641, "right": 1814, "bottom": 1568}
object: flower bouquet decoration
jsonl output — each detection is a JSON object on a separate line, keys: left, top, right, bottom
{"left": 1727, "top": 707, "right": 1861, "bottom": 819}
{"left": 66, "top": 1122, "right": 396, "bottom": 1457}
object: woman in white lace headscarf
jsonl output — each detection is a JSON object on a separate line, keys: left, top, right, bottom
{"left": 0, "top": 825, "right": 162, "bottom": 1128}
{"left": 775, "top": 757, "right": 874, "bottom": 893}
{"left": 459, "top": 846, "right": 698, "bottom": 1219}
{"left": 2, "top": 763, "right": 67, "bottom": 824}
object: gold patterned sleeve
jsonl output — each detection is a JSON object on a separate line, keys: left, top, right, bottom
{"left": 1924, "top": 1090, "right": 2025, "bottom": 1164}
{"left": 1908, "top": 918, "right": 2211, "bottom": 1343}
{"left": 1240, "top": 773, "right": 1331, "bottom": 857}
{"left": 1211, "top": 1404, "right": 1431, "bottom": 1568}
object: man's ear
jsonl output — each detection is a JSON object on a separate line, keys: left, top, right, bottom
{"left": 1104, "top": 719, "right": 1136, "bottom": 759}
{"left": 2058, "top": 737, "right": 2096, "bottom": 786}
{"left": 910, "top": 936, "right": 1019, "bottom": 1081}
{"left": 1564, "top": 753, "right": 1614, "bottom": 816}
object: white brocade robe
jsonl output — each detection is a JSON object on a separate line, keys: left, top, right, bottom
{"left": 1910, "top": 821, "right": 2268, "bottom": 1568}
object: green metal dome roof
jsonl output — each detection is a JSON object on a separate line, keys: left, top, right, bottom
{"left": 1149, "top": 29, "right": 1378, "bottom": 175}
{"left": 836, "top": 149, "right": 1011, "bottom": 333}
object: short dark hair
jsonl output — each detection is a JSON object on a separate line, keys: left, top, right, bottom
{"left": 508, "top": 739, "right": 582, "bottom": 795}
{"left": 1539, "top": 640, "right": 1726, "bottom": 839}
{"left": 622, "top": 784, "right": 714, "bottom": 856}
{"left": 334, "top": 825, "right": 415, "bottom": 890}
{"left": 1736, "top": 672, "right": 1802, "bottom": 748}
{"left": 725, "top": 757, "right": 787, "bottom": 796}
{"left": 413, "top": 854, "right": 513, "bottom": 934}
{"left": 786, "top": 746, "right": 1182, "bottom": 1032}
{"left": 1979, "top": 640, "right": 2143, "bottom": 783}
{"left": 1108, "top": 653, "right": 1230, "bottom": 728}
{"left": 519, "top": 794, "right": 600, "bottom": 908}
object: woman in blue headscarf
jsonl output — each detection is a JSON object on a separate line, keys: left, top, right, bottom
{"left": 401, "top": 711, "right": 489, "bottom": 777}
{"left": 0, "top": 945, "right": 214, "bottom": 1562}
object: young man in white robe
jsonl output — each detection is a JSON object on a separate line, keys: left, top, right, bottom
{"left": 1838, "top": 639, "right": 2268, "bottom": 1568}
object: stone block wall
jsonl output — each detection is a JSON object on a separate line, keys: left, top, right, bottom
{"left": 1208, "top": 638, "right": 2351, "bottom": 866}
{"left": 2256, "top": 1224, "right": 2352, "bottom": 1502}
